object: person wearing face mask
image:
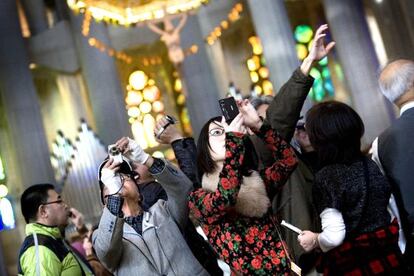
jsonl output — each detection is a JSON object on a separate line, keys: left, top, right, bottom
{"left": 92, "top": 137, "right": 208, "bottom": 276}
{"left": 188, "top": 101, "right": 298, "bottom": 275}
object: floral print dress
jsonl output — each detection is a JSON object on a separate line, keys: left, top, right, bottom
{"left": 188, "top": 124, "right": 297, "bottom": 275}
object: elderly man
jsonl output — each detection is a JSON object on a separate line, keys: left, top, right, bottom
{"left": 18, "top": 184, "right": 93, "bottom": 275}
{"left": 372, "top": 59, "right": 414, "bottom": 263}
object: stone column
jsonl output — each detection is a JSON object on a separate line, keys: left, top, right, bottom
{"left": 19, "top": 0, "right": 49, "bottom": 35}
{"left": 368, "top": 0, "right": 414, "bottom": 61}
{"left": 247, "top": 0, "right": 299, "bottom": 92}
{"left": 179, "top": 14, "right": 222, "bottom": 137}
{"left": 322, "top": 0, "right": 393, "bottom": 144}
{"left": 0, "top": 0, "right": 55, "bottom": 186}
{"left": 399, "top": 0, "right": 414, "bottom": 49}
{"left": 69, "top": 12, "right": 132, "bottom": 145}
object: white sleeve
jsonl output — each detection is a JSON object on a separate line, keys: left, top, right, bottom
{"left": 371, "top": 137, "right": 385, "bottom": 174}
{"left": 318, "top": 208, "right": 346, "bottom": 252}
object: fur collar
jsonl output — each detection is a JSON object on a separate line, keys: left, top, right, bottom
{"left": 202, "top": 170, "right": 270, "bottom": 218}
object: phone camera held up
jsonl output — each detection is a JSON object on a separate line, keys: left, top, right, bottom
{"left": 219, "top": 96, "right": 239, "bottom": 123}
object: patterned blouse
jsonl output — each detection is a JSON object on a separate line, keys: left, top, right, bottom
{"left": 188, "top": 125, "right": 297, "bottom": 275}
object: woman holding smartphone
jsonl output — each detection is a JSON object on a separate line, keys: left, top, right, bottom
{"left": 188, "top": 100, "right": 298, "bottom": 275}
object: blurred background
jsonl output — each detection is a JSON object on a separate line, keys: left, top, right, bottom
{"left": 0, "top": 0, "right": 413, "bottom": 274}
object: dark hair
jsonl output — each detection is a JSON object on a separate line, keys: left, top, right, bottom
{"left": 196, "top": 117, "right": 258, "bottom": 178}
{"left": 197, "top": 117, "right": 222, "bottom": 177}
{"left": 20, "top": 183, "right": 55, "bottom": 223}
{"left": 306, "top": 101, "right": 364, "bottom": 168}
{"left": 98, "top": 157, "right": 135, "bottom": 204}
{"left": 250, "top": 95, "right": 273, "bottom": 110}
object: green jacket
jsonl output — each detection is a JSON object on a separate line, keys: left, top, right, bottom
{"left": 18, "top": 223, "right": 92, "bottom": 276}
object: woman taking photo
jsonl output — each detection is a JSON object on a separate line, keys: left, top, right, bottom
{"left": 298, "top": 101, "right": 407, "bottom": 275}
{"left": 188, "top": 101, "right": 298, "bottom": 275}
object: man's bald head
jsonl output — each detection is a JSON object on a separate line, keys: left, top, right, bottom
{"left": 379, "top": 59, "right": 414, "bottom": 107}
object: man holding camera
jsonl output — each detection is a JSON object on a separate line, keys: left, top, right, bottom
{"left": 93, "top": 137, "right": 208, "bottom": 275}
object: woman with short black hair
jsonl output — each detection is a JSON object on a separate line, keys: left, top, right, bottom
{"left": 298, "top": 101, "right": 407, "bottom": 275}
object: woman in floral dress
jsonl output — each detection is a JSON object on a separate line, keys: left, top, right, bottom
{"left": 188, "top": 100, "right": 298, "bottom": 275}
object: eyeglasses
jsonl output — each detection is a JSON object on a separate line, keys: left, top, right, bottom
{"left": 42, "top": 199, "right": 64, "bottom": 206}
{"left": 295, "top": 124, "right": 306, "bottom": 131}
{"left": 209, "top": 127, "right": 225, "bottom": 137}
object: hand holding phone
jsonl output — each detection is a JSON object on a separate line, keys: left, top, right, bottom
{"left": 219, "top": 97, "right": 239, "bottom": 123}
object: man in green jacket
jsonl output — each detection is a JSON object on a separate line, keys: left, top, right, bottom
{"left": 18, "top": 183, "right": 93, "bottom": 275}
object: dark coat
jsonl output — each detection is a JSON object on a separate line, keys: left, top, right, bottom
{"left": 262, "top": 68, "right": 321, "bottom": 267}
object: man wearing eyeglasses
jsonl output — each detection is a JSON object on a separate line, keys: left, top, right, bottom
{"left": 18, "top": 183, "right": 93, "bottom": 275}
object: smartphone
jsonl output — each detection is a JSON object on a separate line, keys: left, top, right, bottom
{"left": 219, "top": 97, "right": 239, "bottom": 123}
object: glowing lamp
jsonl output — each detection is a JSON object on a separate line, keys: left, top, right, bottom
{"left": 250, "top": 71, "right": 259, "bottom": 83}
{"left": 129, "top": 70, "right": 148, "bottom": 90}
{"left": 127, "top": 106, "right": 141, "bottom": 118}
{"left": 153, "top": 101, "right": 164, "bottom": 113}
{"left": 139, "top": 101, "right": 152, "bottom": 114}
{"left": 125, "top": 91, "right": 143, "bottom": 106}
{"left": 258, "top": 67, "right": 269, "bottom": 79}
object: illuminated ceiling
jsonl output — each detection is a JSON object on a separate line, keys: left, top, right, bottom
{"left": 67, "top": 0, "right": 209, "bottom": 25}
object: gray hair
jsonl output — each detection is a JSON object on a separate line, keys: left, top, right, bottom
{"left": 379, "top": 60, "right": 414, "bottom": 103}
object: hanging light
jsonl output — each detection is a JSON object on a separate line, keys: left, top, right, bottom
{"left": 247, "top": 56, "right": 260, "bottom": 72}
{"left": 139, "top": 101, "right": 152, "bottom": 113}
{"left": 67, "top": 0, "right": 209, "bottom": 26}
{"left": 127, "top": 106, "right": 141, "bottom": 118}
{"left": 125, "top": 91, "right": 143, "bottom": 106}
{"left": 258, "top": 67, "right": 269, "bottom": 79}
{"left": 129, "top": 70, "right": 148, "bottom": 90}
{"left": 262, "top": 80, "right": 274, "bottom": 95}
{"left": 153, "top": 101, "right": 165, "bottom": 112}
{"left": 250, "top": 71, "right": 259, "bottom": 83}
{"left": 174, "top": 79, "right": 182, "bottom": 92}
{"left": 131, "top": 121, "right": 148, "bottom": 149}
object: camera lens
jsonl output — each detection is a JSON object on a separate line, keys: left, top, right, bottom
{"left": 109, "top": 147, "right": 120, "bottom": 155}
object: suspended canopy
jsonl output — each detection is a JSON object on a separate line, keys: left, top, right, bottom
{"left": 67, "top": 0, "right": 208, "bottom": 25}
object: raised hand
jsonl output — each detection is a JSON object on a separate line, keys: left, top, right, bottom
{"left": 301, "top": 24, "right": 336, "bottom": 75}
{"left": 308, "top": 24, "right": 335, "bottom": 61}
{"left": 238, "top": 99, "right": 263, "bottom": 131}
{"left": 100, "top": 158, "right": 123, "bottom": 195}
{"left": 154, "top": 117, "right": 183, "bottom": 144}
{"left": 69, "top": 207, "right": 84, "bottom": 230}
{"left": 115, "top": 137, "right": 149, "bottom": 164}
{"left": 223, "top": 113, "right": 245, "bottom": 134}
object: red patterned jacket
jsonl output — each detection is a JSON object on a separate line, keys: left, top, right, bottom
{"left": 188, "top": 125, "right": 297, "bottom": 275}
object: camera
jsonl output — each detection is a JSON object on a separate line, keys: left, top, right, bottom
{"left": 108, "top": 145, "right": 123, "bottom": 164}
{"left": 165, "top": 115, "right": 178, "bottom": 125}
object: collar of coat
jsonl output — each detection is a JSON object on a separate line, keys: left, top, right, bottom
{"left": 202, "top": 170, "right": 270, "bottom": 218}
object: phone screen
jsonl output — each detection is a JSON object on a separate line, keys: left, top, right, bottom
{"left": 219, "top": 97, "right": 239, "bottom": 123}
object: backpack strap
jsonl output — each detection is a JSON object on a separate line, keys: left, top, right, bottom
{"left": 18, "top": 233, "right": 69, "bottom": 275}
